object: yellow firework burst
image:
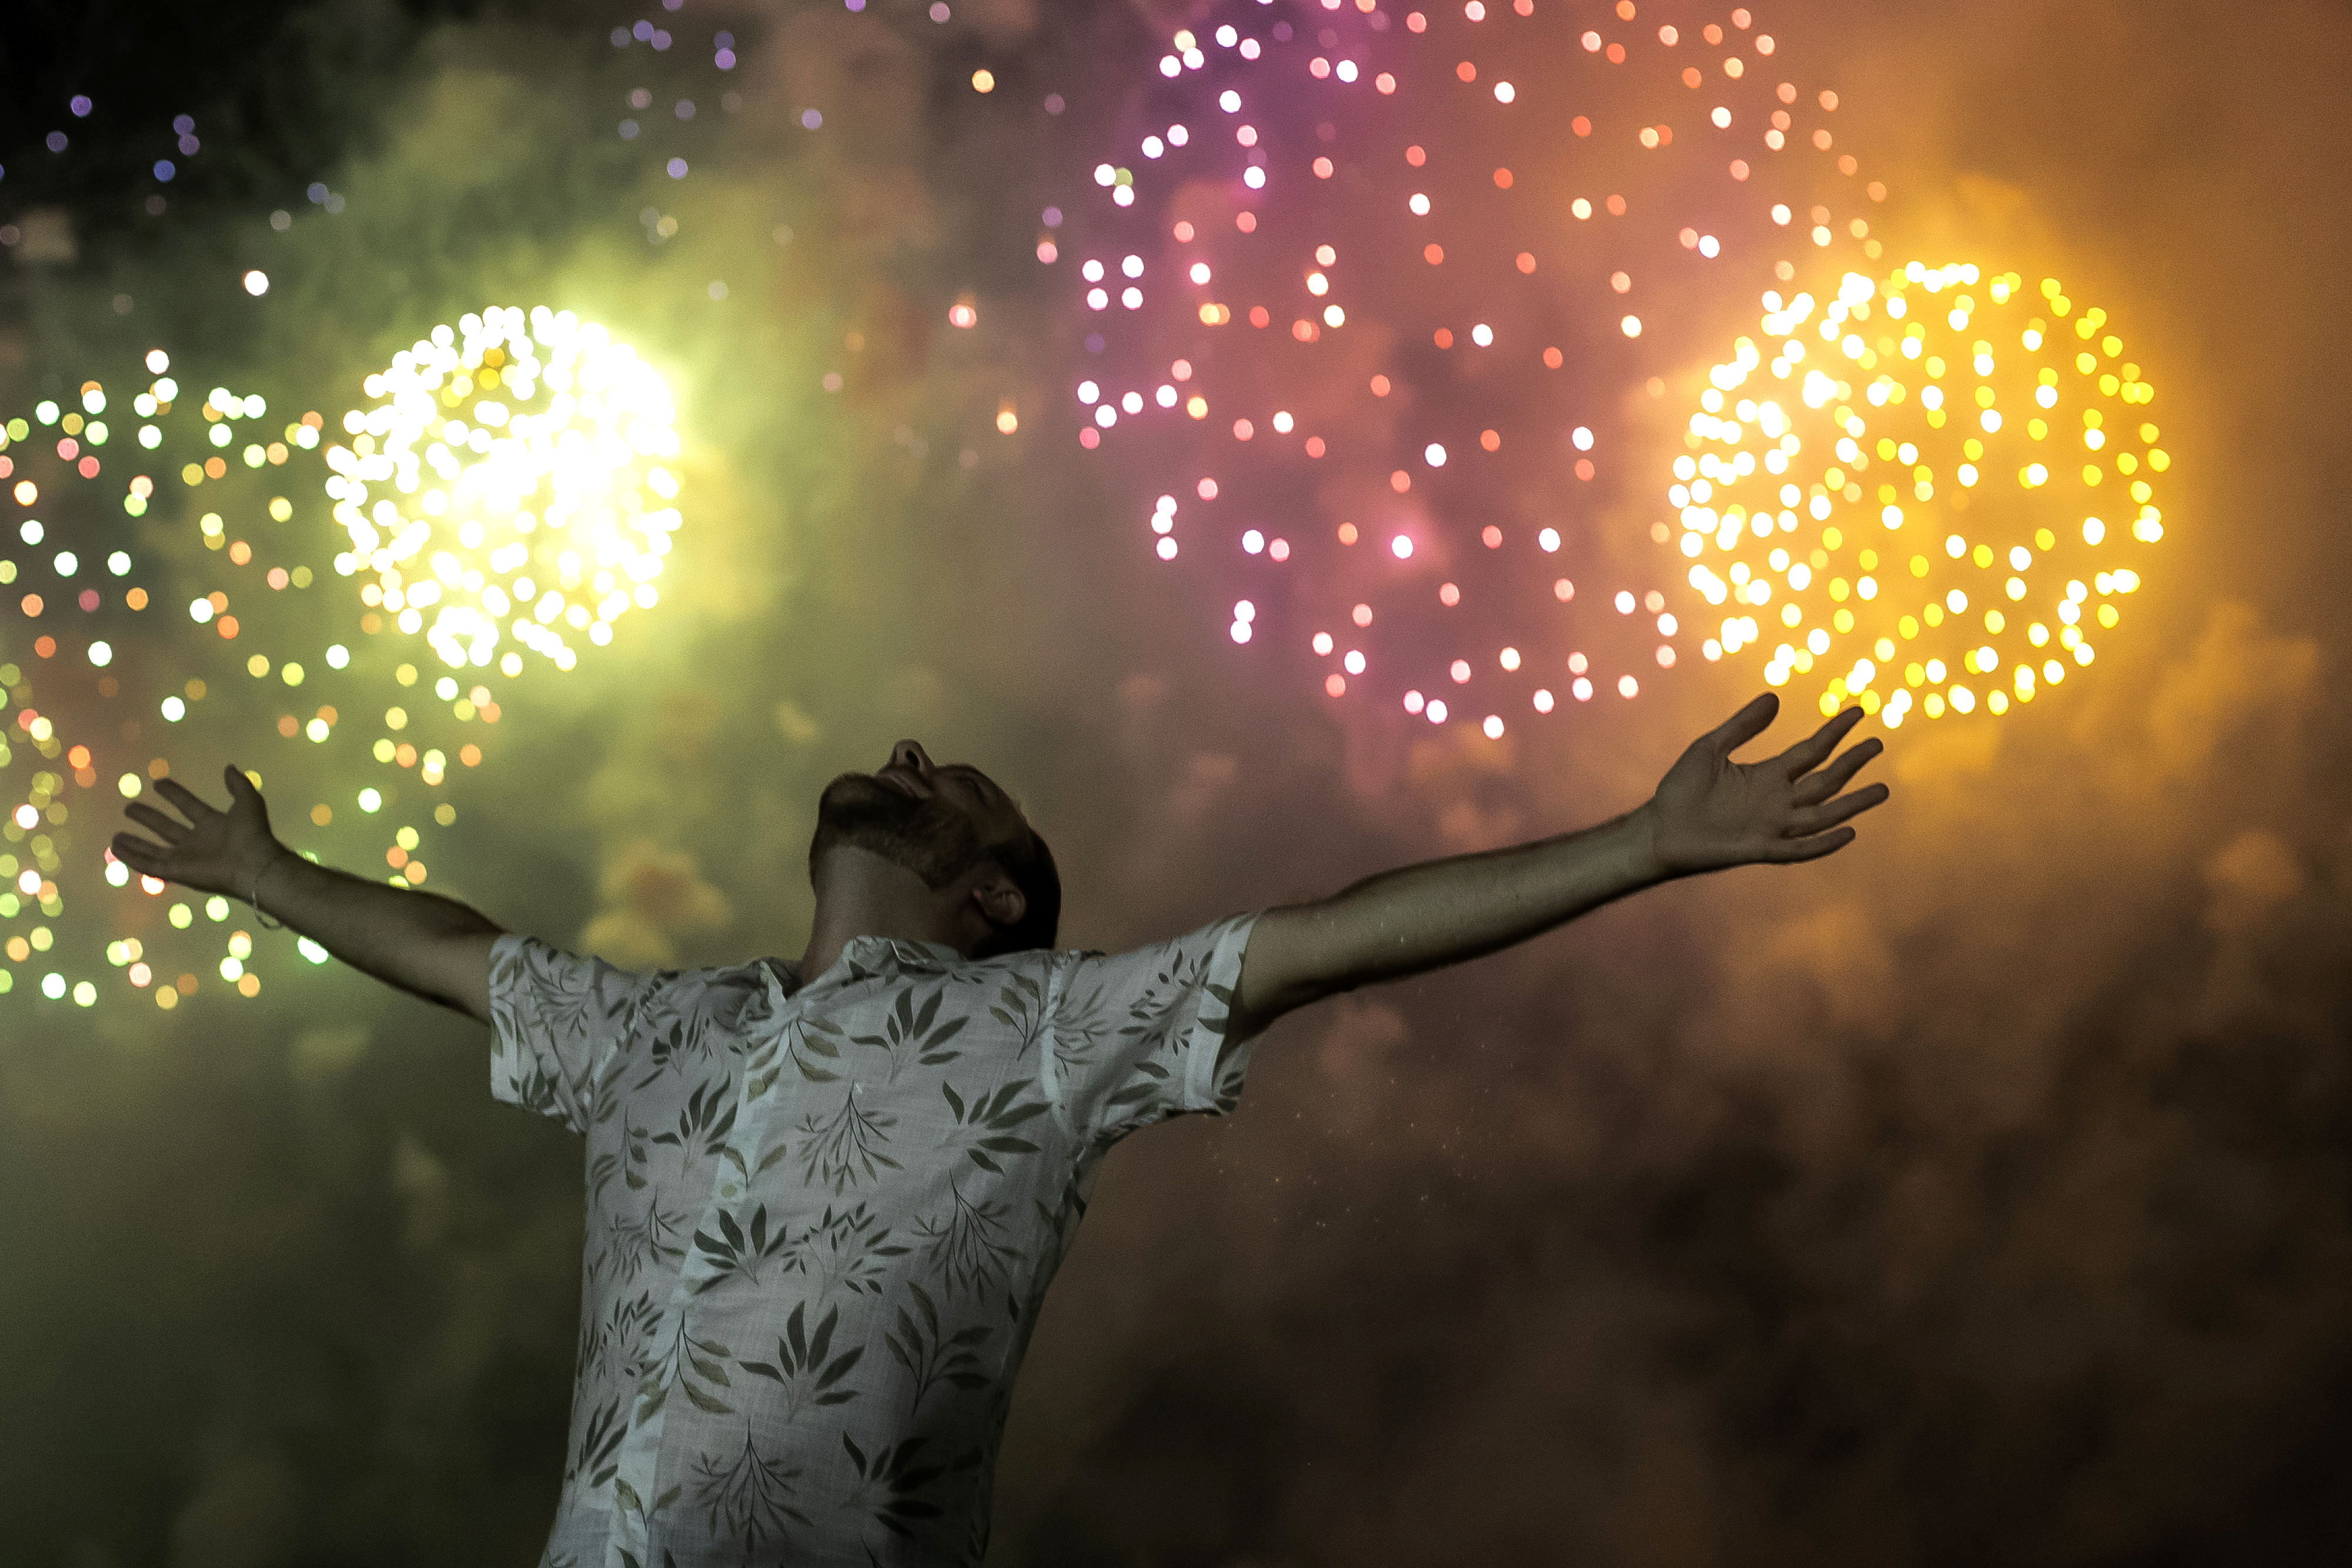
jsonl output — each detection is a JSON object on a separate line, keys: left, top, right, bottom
{"left": 1669, "top": 261, "right": 2168, "bottom": 725}
{"left": 325, "top": 305, "right": 680, "bottom": 674}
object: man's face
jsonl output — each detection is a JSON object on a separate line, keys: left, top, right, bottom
{"left": 811, "top": 740, "right": 1030, "bottom": 890}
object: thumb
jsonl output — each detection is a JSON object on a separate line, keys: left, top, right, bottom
{"left": 223, "top": 763, "right": 262, "bottom": 803}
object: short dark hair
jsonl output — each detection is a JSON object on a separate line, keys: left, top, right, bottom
{"left": 977, "top": 826, "right": 1060, "bottom": 958}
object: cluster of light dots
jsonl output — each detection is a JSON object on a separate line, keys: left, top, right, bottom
{"left": 1671, "top": 263, "right": 2166, "bottom": 723}
{"left": 2, "top": 347, "right": 501, "bottom": 1010}
{"left": 1065, "top": 0, "right": 1888, "bottom": 733}
{"left": 327, "top": 306, "right": 680, "bottom": 674}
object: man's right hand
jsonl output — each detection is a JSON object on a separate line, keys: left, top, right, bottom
{"left": 113, "top": 764, "right": 288, "bottom": 901}
{"left": 114, "top": 761, "right": 503, "bottom": 1021}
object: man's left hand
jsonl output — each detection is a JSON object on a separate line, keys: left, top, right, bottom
{"left": 1641, "top": 693, "right": 1890, "bottom": 876}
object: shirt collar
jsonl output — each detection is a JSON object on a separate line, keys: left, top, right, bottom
{"left": 777, "top": 936, "right": 966, "bottom": 1001}
{"left": 843, "top": 935, "right": 966, "bottom": 971}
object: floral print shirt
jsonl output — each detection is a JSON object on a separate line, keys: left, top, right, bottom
{"left": 488, "top": 913, "right": 1261, "bottom": 1568}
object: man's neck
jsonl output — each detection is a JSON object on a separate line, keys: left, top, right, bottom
{"left": 798, "top": 847, "right": 966, "bottom": 981}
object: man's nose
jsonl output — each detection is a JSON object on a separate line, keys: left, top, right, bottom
{"left": 888, "top": 740, "right": 933, "bottom": 776}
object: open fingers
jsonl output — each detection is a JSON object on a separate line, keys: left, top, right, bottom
{"left": 124, "top": 801, "right": 193, "bottom": 844}
{"left": 1767, "top": 826, "right": 1857, "bottom": 862}
{"left": 1787, "top": 781, "right": 1890, "bottom": 835}
{"left": 111, "top": 831, "right": 169, "bottom": 868}
{"left": 152, "top": 775, "right": 216, "bottom": 822}
{"left": 1792, "top": 737, "right": 1884, "bottom": 805}
{"left": 1776, "top": 706, "right": 1864, "bottom": 780}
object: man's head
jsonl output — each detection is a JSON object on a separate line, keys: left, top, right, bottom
{"left": 809, "top": 740, "right": 1059, "bottom": 959}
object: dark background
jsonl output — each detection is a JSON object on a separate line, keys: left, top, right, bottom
{"left": 1, "top": 1, "right": 2347, "bottom": 1563}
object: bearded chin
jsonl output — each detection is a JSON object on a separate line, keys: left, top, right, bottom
{"left": 810, "top": 777, "right": 988, "bottom": 890}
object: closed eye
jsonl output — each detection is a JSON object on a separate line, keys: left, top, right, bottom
{"left": 940, "top": 764, "right": 995, "bottom": 803}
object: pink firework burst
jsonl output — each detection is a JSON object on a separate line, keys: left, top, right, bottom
{"left": 1060, "top": 0, "right": 1883, "bottom": 732}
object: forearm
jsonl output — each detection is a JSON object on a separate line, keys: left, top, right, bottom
{"left": 1237, "top": 807, "right": 1668, "bottom": 1023}
{"left": 252, "top": 847, "right": 503, "bottom": 1022}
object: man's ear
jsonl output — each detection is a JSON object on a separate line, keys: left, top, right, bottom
{"left": 970, "top": 871, "right": 1027, "bottom": 933}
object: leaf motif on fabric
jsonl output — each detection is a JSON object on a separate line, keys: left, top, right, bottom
{"left": 689, "top": 1434, "right": 810, "bottom": 1549}
{"left": 736, "top": 1300, "right": 868, "bottom": 1422}
{"left": 912, "top": 1176, "right": 1023, "bottom": 1302}
{"left": 682, "top": 1380, "right": 734, "bottom": 1415}
{"left": 798, "top": 1085, "right": 903, "bottom": 1194}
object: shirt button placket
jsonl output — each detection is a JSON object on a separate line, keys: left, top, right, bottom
{"left": 605, "top": 974, "right": 806, "bottom": 1568}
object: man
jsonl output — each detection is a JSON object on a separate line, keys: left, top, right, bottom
{"left": 113, "top": 691, "right": 1886, "bottom": 1565}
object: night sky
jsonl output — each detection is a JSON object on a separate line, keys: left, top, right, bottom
{"left": 2, "top": 1, "right": 2348, "bottom": 1563}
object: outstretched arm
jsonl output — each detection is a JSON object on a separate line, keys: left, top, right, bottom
{"left": 111, "top": 766, "right": 503, "bottom": 1024}
{"left": 1230, "top": 694, "right": 1888, "bottom": 1036}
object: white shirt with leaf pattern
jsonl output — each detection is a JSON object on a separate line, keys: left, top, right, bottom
{"left": 489, "top": 912, "right": 1262, "bottom": 1568}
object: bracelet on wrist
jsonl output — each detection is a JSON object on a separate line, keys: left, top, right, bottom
{"left": 251, "top": 852, "right": 287, "bottom": 931}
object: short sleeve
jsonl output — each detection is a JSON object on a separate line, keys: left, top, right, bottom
{"left": 487, "top": 934, "right": 652, "bottom": 1136}
{"left": 1046, "top": 912, "right": 1262, "bottom": 1141}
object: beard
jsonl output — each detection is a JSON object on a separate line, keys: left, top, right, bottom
{"left": 809, "top": 773, "right": 992, "bottom": 890}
